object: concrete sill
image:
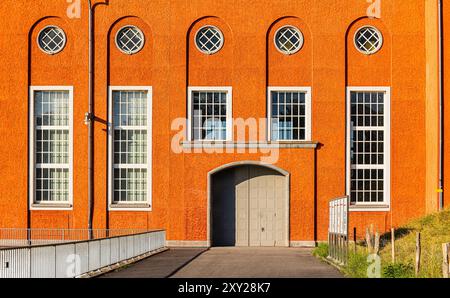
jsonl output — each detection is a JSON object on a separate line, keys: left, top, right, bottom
{"left": 31, "top": 204, "right": 72, "bottom": 209}
{"left": 181, "top": 141, "right": 319, "bottom": 149}
{"left": 109, "top": 204, "right": 151, "bottom": 209}
{"left": 349, "top": 205, "right": 390, "bottom": 212}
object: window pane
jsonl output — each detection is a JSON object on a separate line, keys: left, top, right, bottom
{"left": 271, "top": 91, "right": 307, "bottom": 141}
{"left": 112, "top": 90, "right": 149, "bottom": 203}
{"left": 349, "top": 91, "right": 387, "bottom": 205}
{"left": 34, "top": 91, "right": 70, "bottom": 203}
{"left": 191, "top": 91, "right": 228, "bottom": 141}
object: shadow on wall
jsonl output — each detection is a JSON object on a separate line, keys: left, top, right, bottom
{"left": 211, "top": 167, "right": 240, "bottom": 246}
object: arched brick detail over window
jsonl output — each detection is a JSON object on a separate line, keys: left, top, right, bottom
{"left": 187, "top": 16, "right": 233, "bottom": 87}
{"left": 267, "top": 17, "right": 312, "bottom": 87}
{"left": 346, "top": 18, "right": 391, "bottom": 86}
{"left": 29, "top": 17, "right": 74, "bottom": 86}
{"left": 108, "top": 16, "right": 153, "bottom": 86}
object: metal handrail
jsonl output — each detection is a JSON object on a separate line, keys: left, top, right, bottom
{"left": 0, "top": 230, "right": 166, "bottom": 278}
{"left": 0, "top": 228, "right": 152, "bottom": 247}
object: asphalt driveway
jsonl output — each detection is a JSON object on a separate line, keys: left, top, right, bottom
{"left": 171, "top": 247, "right": 342, "bottom": 278}
{"left": 101, "top": 247, "right": 342, "bottom": 278}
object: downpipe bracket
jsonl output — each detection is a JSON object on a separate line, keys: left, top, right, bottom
{"left": 84, "top": 112, "right": 93, "bottom": 125}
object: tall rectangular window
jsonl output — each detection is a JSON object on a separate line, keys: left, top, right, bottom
{"left": 268, "top": 87, "right": 311, "bottom": 141}
{"left": 30, "top": 87, "right": 73, "bottom": 208}
{"left": 109, "top": 88, "right": 152, "bottom": 209}
{"left": 347, "top": 88, "right": 390, "bottom": 209}
{"left": 188, "top": 87, "right": 232, "bottom": 141}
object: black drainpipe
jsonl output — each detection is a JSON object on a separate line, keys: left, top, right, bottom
{"left": 87, "top": 0, "right": 94, "bottom": 238}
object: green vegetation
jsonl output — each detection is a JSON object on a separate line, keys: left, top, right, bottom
{"left": 312, "top": 242, "right": 329, "bottom": 259}
{"left": 342, "top": 249, "right": 369, "bottom": 278}
{"left": 379, "top": 208, "right": 450, "bottom": 278}
{"left": 382, "top": 262, "right": 415, "bottom": 278}
{"left": 318, "top": 208, "right": 450, "bottom": 278}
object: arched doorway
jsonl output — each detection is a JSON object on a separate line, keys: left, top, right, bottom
{"left": 209, "top": 162, "right": 290, "bottom": 247}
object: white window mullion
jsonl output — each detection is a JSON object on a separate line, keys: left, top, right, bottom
{"left": 195, "top": 26, "right": 224, "bottom": 55}
{"left": 267, "top": 87, "right": 311, "bottom": 142}
{"left": 347, "top": 87, "right": 390, "bottom": 211}
{"left": 108, "top": 87, "right": 152, "bottom": 210}
{"left": 29, "top": 86, "right": 73, "bottom": 209}
{"left": 188, "top": 87, "right": 232, "bottom": 142}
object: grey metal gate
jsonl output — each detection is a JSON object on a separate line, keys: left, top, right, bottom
{"left": 328, "top": 196, "right": 349, "bottom": 265}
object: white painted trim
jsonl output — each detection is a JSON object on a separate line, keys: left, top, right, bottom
{"left": 37, "top": 26, "right": 67, "bottom": 55}
{"left": 267, "top": 87, "right": 312, "bottom": 142}
{"left": 108, "top": 86, "right": 152, "bottom": 212}
{"left": 29, "top": 86, "right": 74, "bottom": 211}
{"left": 274, "top": 25, "right": 304, "bottom": 55}
{"left": 194, "top": 25, "right": 225, "bottom": 55}
{"left": 349, "top": 206, "right": 390, "bottom": 212}
{"left": 346, "top": 86, "right": 391, "bottom": 212}
{"left": 353, "top": 26, "right": 384, "bottom": 55}
{"left": 181, "top": 141, "right": 319, "bottom": 149}
{"left": 114, "top": 25, "right": 146, "bottom": 55}
{"left": 187, "top": 86, "right": 233, "bottom": 142}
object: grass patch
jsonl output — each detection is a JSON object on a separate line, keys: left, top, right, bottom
{"left": 317, "top": 208, "right": 450, "bottom": 278}
{"left": 312, "top": 242, "right": 329, "bottom": 259}
{"left": 382, "top": 262, "right": 415, "bottom": 278}
{"left": 341, "top": 245, "right": 416, "bottom": 278}
{"left": 379, "top": 208, "right": 450, "bottom": 278}
{"left": 343, "top": 250, "right": 369, "bottom": 278}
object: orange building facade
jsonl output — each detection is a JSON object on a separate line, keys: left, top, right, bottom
{"left": 0, "top": 0, "right": 447, "bottom": 246}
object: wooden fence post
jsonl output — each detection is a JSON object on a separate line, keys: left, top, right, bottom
{"left": 374, "top": 232, "right": 380, "bottom": 255}
{"left": 391, "top": 228, "right": 395, "bottom": 263}
{"left": 415, "top": 232, "right": 421, "bottom": 277}
{"left": 443, "top": 243, "right": 450, "bottom": 278}
{"left": 370, "top": 224, "right": 374, "bottom": 246}
{"left": 366, "top": 227, "right": 372, "bottom": 254}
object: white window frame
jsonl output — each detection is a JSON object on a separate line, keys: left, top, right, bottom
{"left": 274, "top": 25, "right": 304, "bottom": 55}
{"left": 37, "top": 25, "right": 67, "bottom": 55}
{"left": 187, "top": 86, "right": 233, "bottom": 142}
{"left": 267, "top": 87, "right": 312, "bottom": 142}
{"left": 353, "top": 26, "right": 383, "bottom": 56}
{"left": 115, "top": 25, "right": 146, "bottom": 55}
{"left": 194, "top": 25, "right": 225, "bottom": 55}
{"left": 346, "top": 86, "right": 391, "bottom": 212}
{"left": 29, "top": 86, "right": 74, "bottom": 210}
{"left": 108, "top": 86, "right": 152, "bottom": 211}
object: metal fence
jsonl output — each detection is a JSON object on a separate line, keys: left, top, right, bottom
{"left": 0, "top": 230, "right": 165, "bottom": 278}
{"left": 328, "top": 196, "right": 349, "bottom": 265}
{"left": 0, "top": 228, "right": 149, "bottom": 247}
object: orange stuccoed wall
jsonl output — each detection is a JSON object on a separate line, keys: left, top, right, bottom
{"left": 0, "top": 0, "right": 443, "bottom": 244}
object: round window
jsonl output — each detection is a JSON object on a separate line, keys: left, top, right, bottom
{"left": 195, "top": 26, "right": 224, "bottom": 55}
{"left": 115, "top": 26, "right": 145, "bottom": 55}
{"left": 274, "top": 26, "right": 304, "bottom": 55}
{"left": 37, "top": 26, "right": 67, "bottom": 55}
{"left": 354, "top": 26, "right": 383, "bottom": 55}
